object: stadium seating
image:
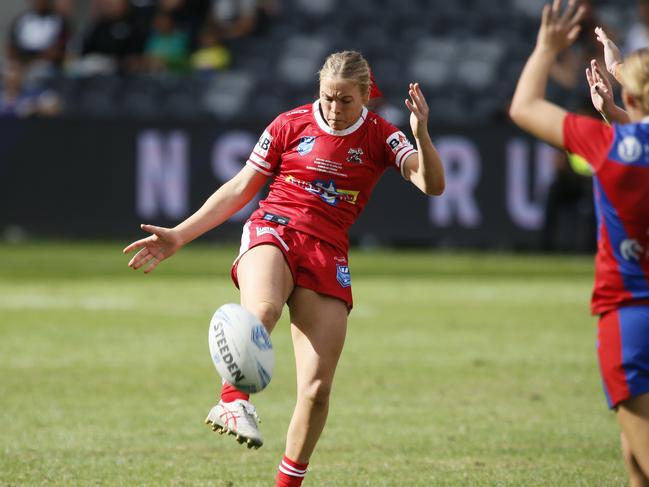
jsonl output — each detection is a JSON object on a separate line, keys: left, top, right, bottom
{"left": 11, "top": 0, "right": 633, "bottom": 122}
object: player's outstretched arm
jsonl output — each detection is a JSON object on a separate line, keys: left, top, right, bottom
{"left": 509, "top": 0, "right": 586, "bottom": 148}
{"left": 402, "top": 82, "right": 445, "bottom": 196}
{"left": 586, "top": 58, "right": 630, "bottom": 124}
{"left": 123, "top": 165, "right": 268, "bottom": 273}
{"left": 594, "top": 27, "right": 624, "bottom": 84}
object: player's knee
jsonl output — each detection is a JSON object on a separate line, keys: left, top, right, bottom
{"left": 299, "top": 379, "right": 332, "bottom": 408}
{"left": 248, "top": 300, "right": 282, "bottom": 330}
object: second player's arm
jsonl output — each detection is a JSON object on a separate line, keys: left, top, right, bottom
{"left": 509, "top": 1, "right": 585, "bottom": 149}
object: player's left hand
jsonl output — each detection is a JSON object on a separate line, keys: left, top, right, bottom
{"left": 536, "top": 0, "right": 586, "bottom": 54}
{"left": 405, "top": 82, "right": 429, "bottom": 140}
{"left": 586, "top": 58, "right": 614, "bottom": 116}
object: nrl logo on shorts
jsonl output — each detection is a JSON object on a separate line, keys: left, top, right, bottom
{"left": 346, "top": 147, "right": 364, "bottom": 164}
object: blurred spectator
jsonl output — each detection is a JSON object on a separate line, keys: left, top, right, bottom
{"left": 7, "top": 0, "right": 71, "bottom": 71}
{"left": 54, "top": 0, "right": 75, "bottom": 18}
{"left": 143, "top": 10, "right": 191, "bottom": 73}
{"left": 190, "top": 24, "right": 231, "bottom": 72}
{"left": 78, "top": 0, "right": 148, "bottom": 74}
{"left": 540, "top": 102, "right": 597, "bottom": 253}
{"left": 0, "top": 62, "right": 63, "bottom": 117}
{"left": 540, "top": 149, "right": 594, "bottom": 252}
{"left": 625, "top": 0, "right": 649, "bottom": 52}
{"left": 210, "top": 0, "right": 276, "bottom": 41}
{"left": 548, "top": 0, "right": 610, "bottom": 105}
{"left": 160, "top": 0, "right": 211, "bottom": 49}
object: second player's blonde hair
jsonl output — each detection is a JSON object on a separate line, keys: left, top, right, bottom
{"left": 621, "top": 48, "right": 649, "bottom": 113}
{"left": 318, "top": 51, "right": 371, "bottom": 98}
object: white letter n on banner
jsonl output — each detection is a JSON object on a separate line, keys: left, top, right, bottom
{"left": 136, "top": 130, "right": 189, "bottom": 220}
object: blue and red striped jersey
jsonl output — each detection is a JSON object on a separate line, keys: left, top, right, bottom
{"left": 564, "top": 113, "right": 649, "bottom": 314}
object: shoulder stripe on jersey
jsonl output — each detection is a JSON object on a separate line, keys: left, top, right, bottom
{"left": 396, "top": 148, "right": 417, "bottom": 168}
{"left": 394, "top": 144, "right": 412, "bottom": 160}
{"left": 246, "top": 160, "right": 273, "bottom": 176}
{"left": 250, "top": 152, "right": 271, "bottom": 168}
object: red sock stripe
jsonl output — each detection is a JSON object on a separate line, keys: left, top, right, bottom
{"left": 279, "top": 459, "right": 307, "bottom": 476}
{"left": 275, "top": 456, "right": 308, "bottom": 486}
{"left": 220, "top": 380, "right": 249, "bottom": 403}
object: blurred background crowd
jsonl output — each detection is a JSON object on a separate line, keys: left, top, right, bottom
{"left": 0, "top": 0, "right": 644, "bottom": 123}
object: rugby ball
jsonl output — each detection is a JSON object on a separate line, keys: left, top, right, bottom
{"left": 208, "top": 303, "right": 274, "bottom": 393}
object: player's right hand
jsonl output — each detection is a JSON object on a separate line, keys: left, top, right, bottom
{"left": 594, "top": 27, "right": 623, "bottom": 83}
{"left": 123, "top": 224, "right": 183, "bottom": 273}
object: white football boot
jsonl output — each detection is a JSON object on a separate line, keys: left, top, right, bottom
{"left": 205, "top": 399, "right": 263, "bottom": 449}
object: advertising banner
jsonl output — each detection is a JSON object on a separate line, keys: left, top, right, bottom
{"left": 0, "top": 118, "right": 593, "bottom": 249}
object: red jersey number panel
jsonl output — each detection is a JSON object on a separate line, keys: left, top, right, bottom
{"left": 246, "top": 101, "right": 417, "bottom": 250}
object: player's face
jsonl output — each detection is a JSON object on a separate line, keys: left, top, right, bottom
{"left": 319, "top": 77, "right": 368, "bottom": 131}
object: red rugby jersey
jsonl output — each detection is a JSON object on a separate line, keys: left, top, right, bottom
{"left": 245, "top": 101, "right": 417, "bottom": 250}
{"left": 563, "top": 113, "right": 649, "bottom": 314}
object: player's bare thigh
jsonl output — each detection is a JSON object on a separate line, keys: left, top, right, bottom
{"left": 236, "top": 244, "right": 294, "bottom": 333}
{"left": 288, "top": 288, "right": 348, "bottom": 388}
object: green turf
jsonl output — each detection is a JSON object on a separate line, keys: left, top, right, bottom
{"left": 0, "top": 243, "right": 625, "bottom": 486}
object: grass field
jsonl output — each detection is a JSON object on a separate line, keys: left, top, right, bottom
{"left": 0, "top": 243, "right": 627, "bottom": 486}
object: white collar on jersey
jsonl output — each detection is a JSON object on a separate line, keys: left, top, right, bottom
{"left": 642, "top": 115, "right": 649, "bottom": 124}
{"left": 312, "top": 100, "right": 368, "bottom": 136}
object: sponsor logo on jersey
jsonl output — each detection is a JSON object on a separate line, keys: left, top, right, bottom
{"left": 336, "top": 264, "right": 351, "bottom": 288}
{"left": 286, "top": 109, "right": 310, "bottom": 116}
{"left": 620, "top": 238, "right": 644, "bottom": 261}
{"left": 346, "top": 147, "right": 364, "bottom": 164}
{"left": 285, "top": 175, "right": 359, "bottom": 205}
{"left": 386, "top": 131, "right": 410, "bottom": 154}
{"left": 262, "top": 212, "right": 290, "bottom": 225}
{"left": 256, "top": 130, "right": 273, "bottom": 158}
{"left": 618, "top": 135, "right": 642, "bottom": 163}
{"left": 297, "top": 136, "right": 317, "bottom": 156}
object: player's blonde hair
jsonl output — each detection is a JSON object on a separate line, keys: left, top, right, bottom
{"left": 621, "top": 48, "right": 649, "bottom": 113}
{"left": 318, "top": 51, "right": 371, "bottom": 98}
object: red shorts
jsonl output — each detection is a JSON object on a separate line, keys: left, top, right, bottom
{"left": 597, "top": 305, "right": 649, "bottom": 409}
{"left": 231, "top": 218, "right": 353, "bottom": 309}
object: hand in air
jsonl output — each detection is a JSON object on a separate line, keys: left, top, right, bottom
{"left": 586, "top": 58, "right": 614, "bottom": 115}
{"left": 405, "top": 82, "right": 429, "bottom": 140}
{"left": 123, "top": 224, "right": 183, "bottom": 273}
{"left": 594, "top": 26, "right": 623, "bottom": 82}
{"left": 536, "top": 0, "right": 586, "bottom": 54}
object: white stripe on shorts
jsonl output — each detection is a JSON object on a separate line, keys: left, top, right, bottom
{"left": 256, "top": 226, "right": 289, "bottom": 251}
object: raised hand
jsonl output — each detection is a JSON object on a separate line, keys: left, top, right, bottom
{"left": 405, "top": 82, "right": 429, "bottom": 140}
{"left": 586, "top": 58, "right": 614, "bottom": 114}
{"left": 537, "top": 0, "right": 586, "bottom": 54}
{"left": 594, "top": 26, "right": 623, "bottom": 82}
{"left": 123, "top": 224, "right": 183, "bottom": 273}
